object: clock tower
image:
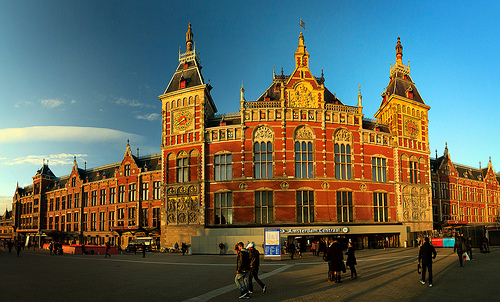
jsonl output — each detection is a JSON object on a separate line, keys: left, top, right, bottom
{"left": 158, "top": 24, "right": 216, "bottom": 248}
{"left": 375, "top": 38, "right": 432, "bottom": 233}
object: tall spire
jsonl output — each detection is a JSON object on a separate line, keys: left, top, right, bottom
{"left": 396, "top": 37, "right": 403, "bottom": 65}
{"left": 186, "top": 23, "right": 194, "bottom": 52}
{"left": 357, "top": 85, "right": 362, "bottom": 108}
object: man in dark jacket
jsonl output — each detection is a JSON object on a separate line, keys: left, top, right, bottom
{"left": 454, "top": 234, "right": 466, "bottom": 268}
{"left": 235, "top": 242, "right": 250, "bottom": 299}
{"left": 418, "top": 237, "right": 437, "bottom": 287}
{"left": 247, "top": 242, "right": 267, "bottom": 294}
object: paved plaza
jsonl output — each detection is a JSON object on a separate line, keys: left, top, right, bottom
{"left": 1, "top": 245, "right": 497, "bottom": 301}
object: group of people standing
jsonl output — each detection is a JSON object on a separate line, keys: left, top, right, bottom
{"left": 325, "top": 240, "right": 357, "bottom": 283}
{"left": 235, "top": 242, "right": 267, "bottom": 299}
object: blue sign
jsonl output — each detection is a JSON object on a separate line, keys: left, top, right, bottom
{"left": 264, "top": 229, "right": 281, "bottom": 257}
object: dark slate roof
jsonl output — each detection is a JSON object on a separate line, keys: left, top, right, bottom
{"left": 383, "top": 72, "right": 425, "bottom": 106}
{"left": 164, "top": 57, "right": 205, "bottom": 94}
{"left": 362, "top": 118, "right": 391, "bottom": 134}
{"left": 44, "top": 153, "right": 162, "bottom": 193}
{"left": 36, "top": 164, "right": 56, "bottom": 178}
{"left": 207, "top": 113, "right": 242, "bottom": 128}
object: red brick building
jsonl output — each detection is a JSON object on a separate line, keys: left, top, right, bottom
{"left": 159, "top": 25, "right": 432, "bottom": 253}
{"left": 431, "top": 144, "right": 500, "bottom": 229}
{"left": 12, "top": 143, "right": 162, "bottom": 249}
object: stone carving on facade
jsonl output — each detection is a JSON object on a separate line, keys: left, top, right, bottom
{"left": 253, "top": 126, "right": 274, "bottom": 142}
{"left": 166, "top": 185, "right": 200, "bottom": 225}
{"left": 322, "top": 182, "right": 330, "bottom": 190}
{"left": 402, "top": 185, "right": 427, "bottom": 222}
{"left": 239, "top": 182, "right": 248, "bottom": 190}
{"left": 334, "top": 129, "right": 352, "bottom": 143}
{"left": 360, "top": 183, "right": 367, "bottom": 191}
{"left": 280, "top": 181, "right": 289, "bottom": 190}
{"left": 295, "top": 126, "right": 314, "bottom": 140}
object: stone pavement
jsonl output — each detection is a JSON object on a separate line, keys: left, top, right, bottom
{"left": 1, "top": 245, "right": 497, "bottom": 301}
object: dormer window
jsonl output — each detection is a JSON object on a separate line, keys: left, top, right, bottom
{"left": 406, "top": 87, "right": 413, "bottom": 99}
{"left": 184, "top": 62, "right": 188, "bottom": 69}
{"left": 180, "top": 76, "right": 186, "bottom": 89}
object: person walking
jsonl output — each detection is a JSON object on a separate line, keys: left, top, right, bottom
{"left": 219, "top": 242, "right": 225, "bottom": 255}
{"left": 49, "top": 242, "right": 54, "bottom": 256}
{"left": 235, "top": 242, "right": 250, "bottom": 299}
{"left": 418, "top": 237, "right": 437, "bottom": 287}
{"left": 327, "top": 239, "right": 344, "bottom": 283}
{"left": 141, "top": 243, "right": 146, "bottom": 258}
{"left": 15, "top": 240, "right": 22, "bottom": 257}
{"left": 105, "top": 242, "right": 111, "bottom": 258}
{"left": 247, "top": 242, "right": 267, "bottom": 294}
{"left": 345, "top": 242, "right": 357, "bottom": 280}
{"left": 454, "top": 234, "right": 466, "bottom": 268}
{"left": 181, "top": 242, "right": 187, "bottom": 255}
{"left": 288, "top": 241, "right": 296, "bottom": 260}
{"left": 466, "top": 236, "right": 473, "bottom": 260}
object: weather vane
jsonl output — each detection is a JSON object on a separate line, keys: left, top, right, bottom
{"left": 298, "top": 18, "right": 305, "bottom": 31}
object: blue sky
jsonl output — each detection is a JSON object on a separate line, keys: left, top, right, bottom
{"left": 1, "top": 0, "right": 499, "bottom": 211}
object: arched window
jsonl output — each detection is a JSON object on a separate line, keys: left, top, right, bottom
{"left": 294, "top": 126, "right": 314, "bottom": 178}
{"left": 253, "top": 126, "right": 274, "bottom": 179}
{"left": 176, "top": 151, "right": 189, "bottom": 183}
{"left": 334, "top": 129, "right": 352, "bottom": 180}
{"left": 409, "top": 157, "right": 419, "bottom": 184}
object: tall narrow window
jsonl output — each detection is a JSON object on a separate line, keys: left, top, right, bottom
{"left": 335, "top": 143, "right": 352, "bottom": 180}
{"left": 90, "top": 212, "right": 97, "bottom": 231}
{"left": 254, "top": 142, "right": 273, "bottom": 179}
{"left": 91, "top": 190, "right": 97, "bottom": 206}
{"left": 214, "top": 154, "right": 233, "bottom": 181}
{"left": 373, "top": 192, "right": 388, "bottom": 222}
{"left": 214, "top": 192, "right": 233, "bottom": 225}
{"left": 255, "top": 191, "right": 274, "bottom": 223}
{"left": 142, "top": 183, "right": 149, "bottom": 201}
{"left": 124, "top": 164, "right": 131, "bottom": 176}
{"left": 108, "top": 211, "right": 115, "bottom": 229}
{"left": 129, "top": 184, "right": 136, "bottom": 202}
{"left": 152, "top": 208, "right": 160, "bottom": 227}
{"left": 409, "top": 159, "right": 419, "bottom": 184}
{"left": 82, "top": 213, "right": 88, "bottom": 231}
{"left": 337, "top": 191, "right": 353, "bottom": 222}
{"left": 73, "top": 212, "right": 79, "bottom": 232}
{"left": 295, "top": 141, "right": 314, "bottom": 178}
{"left": 118, "top": 185, "right": 125, "bottom": 203}
{"left": 153, "top": 181, "right": 161, "bottom": 200}
{"left": 142, "top": 208, "right": 149, "bottom": 227}
{"left": 74, "top": 193, "right": 80, "bottom": 208}
{"left": 177, "top": 157, "right": 189, "bottom": 182}
{"left": 100, "top": 189, "right": 106, "bottom": 205}
{"left": 99, "top": 212, "right": 106, "bottom": 231}
{"left": 372, "top": 157, "right": 387, "bottom": 182}
{"left": 297, "top": 190, "right": 314, "bottom": 223}
{"left": 109, "top": 188, "right": 116, "bottom": 204}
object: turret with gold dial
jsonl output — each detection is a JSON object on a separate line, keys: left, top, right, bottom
{"left": 404, "top": 117, "right": 419, "bottom": 137}
{"left": 173, "top": 109, "right": 194, "bottom": 132}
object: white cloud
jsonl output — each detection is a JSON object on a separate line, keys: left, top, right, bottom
{"left": 41, "top": 99, "right": 64, "bottom": 109}
{"left": 0, "top": 126, "right": 143, "bottom": 144}
{"left": 14, "top": 100, "right": 34, "bottom": 108}
{"left": 115, "top": 97, "right": 154, "bottom": 108}
{"left": 136, "top": 113, "right": 160, "bottom": 121}
{"left": 71, "top": 100, "right": 77, "bottom": 104}
{"left": 4, "top": 153, "right": 87, "bottom": 166}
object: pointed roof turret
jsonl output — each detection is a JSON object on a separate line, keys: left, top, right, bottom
{"left": 186, "top": 23, "right": 194, "bottom": 52}
{"left": 380, "top": 37, "right": 427, "bottom": 106}
{"left": 395, "top": 37, "right": 403, "bottom": 65}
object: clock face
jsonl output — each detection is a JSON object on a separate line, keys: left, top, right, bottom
{"left": 173, "top": 109, "right": 194, "bottom": 132}
{"left": 404, "top": 118, "right": 419, "bottom": 137}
